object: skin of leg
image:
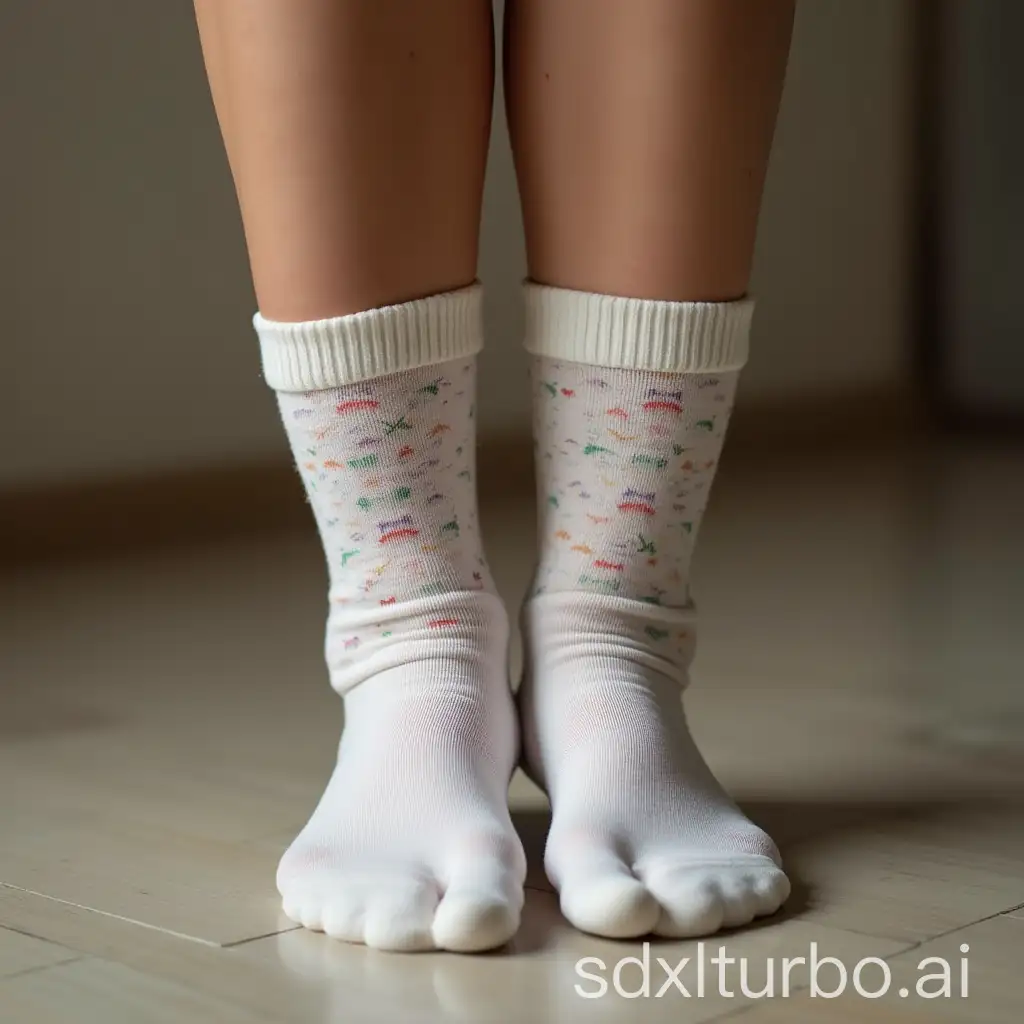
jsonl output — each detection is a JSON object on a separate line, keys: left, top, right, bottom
{"left": 194, "top": 0, "right": 494, "bottom": 320}
{"left": 505, "top": 0, "right": 796, "bottom": 939}
{"left": 504, "top": 0, "right": 795, "bottom": 301}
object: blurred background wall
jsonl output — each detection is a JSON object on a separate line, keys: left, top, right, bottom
{"left": 937, "top": 0, "right": 1024, "bottom": 418}
{"left": 1, "top": 0, "right": 915, "bottom": 490}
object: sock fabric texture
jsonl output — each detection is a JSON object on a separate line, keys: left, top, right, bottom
{"left": 520, "top": 283, "right": 790, "bottom": 939}
{"left": 260, "top": 285, "right": 525, "bottom": 952}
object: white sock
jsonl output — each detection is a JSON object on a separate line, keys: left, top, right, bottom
{"left": 519, "top": 284, "right": 790, "bottom": 939}
{"left": 256, "top": 285, "right": 524, "bottom": 952}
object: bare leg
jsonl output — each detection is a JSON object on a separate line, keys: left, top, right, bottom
{"left": 195, "top": 0, "right": 493, "bottom": 320}
{"left": 506, "top": 0, "right": 793, "bottom": 301}
{"left": 506, "top": 0, "right": 796, "bottom": 940}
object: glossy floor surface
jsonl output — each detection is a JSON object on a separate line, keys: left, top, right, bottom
{"left": 2, "top": 438, "right": 1023, "bottom": 1022}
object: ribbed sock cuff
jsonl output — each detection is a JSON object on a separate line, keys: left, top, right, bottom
{"left": 524, "top": 282, "right": 753, "bottom": 373}
{"left": 254, "top": 283, "right": 483, "bottom": 391}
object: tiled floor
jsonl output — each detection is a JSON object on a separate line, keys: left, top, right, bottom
{"left": 2, "top": 437, "right": 1023, "bottom": 1022}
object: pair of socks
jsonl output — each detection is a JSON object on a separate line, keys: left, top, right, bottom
{"left": 256, "top": 283, "right": 788, "bottom": 952}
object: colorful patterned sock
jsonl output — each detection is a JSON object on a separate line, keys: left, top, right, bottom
{"left": 519, "top": 284, "right": 789, "bottom": 939}
{"left": 256, "top": 285, "right": 524, "bottom": 952}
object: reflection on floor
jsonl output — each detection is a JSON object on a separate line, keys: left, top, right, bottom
{"left": 2, "top": 437, "right": 1023, "bottom": 1022}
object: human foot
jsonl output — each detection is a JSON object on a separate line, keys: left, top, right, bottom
{"left": 520, "top": 596, "right": 788, "bottom": 939}
{"left": 278, "top": 665, "right": 525, "bottom": 952}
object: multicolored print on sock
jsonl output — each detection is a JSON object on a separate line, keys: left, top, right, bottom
{"left": 276, "top": 357, "right": 493, "bottom": 693}
{"left": 530, "top": 357, "right": 737, "bottom": 616}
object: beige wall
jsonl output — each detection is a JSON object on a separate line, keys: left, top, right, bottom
{"left": 2, "top": 1, "right": 913, "bottom": 488}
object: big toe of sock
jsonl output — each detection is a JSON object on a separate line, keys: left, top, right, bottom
{"left": 560, "top": 871, "right": 662, "bottom": 939}
{"left": 639, "top": 855, "right": 790, "bottom": 938}
{"left": 431, "top": 885, "right": 521, "bottom": 953}
{"left": 547, "top": 830, "right": 660, "bottom": 939}
{"left": 433, "top": 833, "right": 526, "bottom": 952}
